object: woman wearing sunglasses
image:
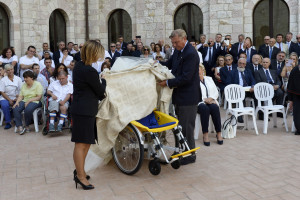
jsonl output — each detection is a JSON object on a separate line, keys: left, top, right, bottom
{"left": 140, "top": 45, "right": 152, "bottom": 58}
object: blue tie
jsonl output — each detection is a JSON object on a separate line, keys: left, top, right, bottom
{"left": 208, "top": 47, "right": 212, "bottom": 64}
{"left": 265, "top": 70, "right": 273, "bottom": 84}
{"left": 269, "top": 47, "right": 272, "bottom": 59}
{"left": 241, "top": 72, "right": 248, "bottom": 87}
{"left": 277, "top": 63, "right": 281, "bottom": 75}
{"left": 246, "top": 49, "right": 250, "bottom": 62}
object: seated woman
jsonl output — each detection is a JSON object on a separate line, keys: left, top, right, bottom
{"left": 214, "top": 56, "right": 225, "bottom": 92}
{"left": 47, "top": 71, "right": 73, "bottom": 132}
{"left": 0, "top": 64, "right": 22, "bottom": 129}
{"left": 0, "top": 47, "right": 18, "bottom": 75}
{"left": 281, "top": 52, "right": 298, "bottom": 92}
{"left": 50, "top": 63, "right": 72, "bottom": 83}
{"left": 140, "top": 46, "right": 152, "bottom": 58}
{"left": 198, "top": 65, "right": 223, "bottom": 146}
{"left": 13, "top": 71, "right": 43, "bottom": 134}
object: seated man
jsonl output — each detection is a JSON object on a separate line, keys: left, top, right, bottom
{"left": 47, "top": 71, "right": 73, "bottom": 132}
{"left": 32, "top": 63, "right": 48, "bottom": 95}
{"left": 219, "top": 54, "right": 237, "bottom": 92}
{"left": 40, "top": 58, "right": 54, "bottom": 83}
{"left": 255, "top": 57, "right": 283, "bottom": 106}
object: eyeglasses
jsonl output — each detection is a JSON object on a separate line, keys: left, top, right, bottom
{"left": 110, "top": 46, "right": 116, "bottom": 47}
{"left": 29, "top": 50, "right": 36, "bottom": 53}
{"left": 156, "top": 56, "right": 162, "bottom": 59}
{"left": 144, "top": 49, "right": 149, "bottom": 51}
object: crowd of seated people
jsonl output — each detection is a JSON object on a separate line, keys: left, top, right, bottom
{"left": 0, "top": 31, "right": 299, "bottom": 136}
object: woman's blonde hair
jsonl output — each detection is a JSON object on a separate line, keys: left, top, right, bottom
{"left": 81, "top": 40, "right": 105, "bottom": 65}
{"left": 199, "top": 64, "right": 206, "bottom": 76}
{"left": 289, "top": 52, "right": 299, "bottom": 66}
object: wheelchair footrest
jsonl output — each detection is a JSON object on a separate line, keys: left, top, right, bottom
{"left": 170, "top": 147, "right": 200, "bottom": 159}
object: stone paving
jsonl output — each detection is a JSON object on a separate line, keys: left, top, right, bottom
{"left": 0, "top": 109, "right": 299, "bottom": 200}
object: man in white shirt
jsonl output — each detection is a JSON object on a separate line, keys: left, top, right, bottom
{"left": 19, "top": 45, "right": 39, "bottom": 80}
{"left": 116, "top": 42, "right": 123, "bottom": 55}
{"left": 214, "top": 33, "right": 222, "bottom": 49}
{"left": 275, "top": 34, "right": 289, "bottom": 57}
{"left": 38, "top": 43, "right": 53, "bottom": 59}
{"left": 32, "top": 63, "right": 48, "bottom": 94}
{"left": 39, "top": 51, "right": 55, "bottom": 71}
{"left": 196, "top": 34, "right": 206, "bottom": 50}
{"left": 47, "top": 71, "right": 73, "bottom": 132}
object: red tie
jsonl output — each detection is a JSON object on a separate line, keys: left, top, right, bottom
{"left": 279, "top": 43, "right": 281, "bottom": 51}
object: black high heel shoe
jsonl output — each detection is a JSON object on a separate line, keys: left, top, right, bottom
{"left": 73, "top": 169, "right": 90, "bottom": 180}
{"left": 216, "top": 135, "right": 223, "bottom": 145}
{"left": 74, "top": 175, "right": 94, "bottom": 190}
{"left": 203, "top": 137, "right": 210, "bottom": 146}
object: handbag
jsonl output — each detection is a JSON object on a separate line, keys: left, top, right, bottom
{"left": 221, "top": 115, "right": 237, "bottom": 139}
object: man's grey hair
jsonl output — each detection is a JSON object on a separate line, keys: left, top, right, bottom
{"left": 238, "top": 58, "right": 246, "bottom": 63}
{"left": 225, "top": 54, "right": 233, "bottom": 59}
{"left": 58, "top": 70, "right": 68, "bottom": 77}
{"left": 238, "top": 34, "right": 245, "bottom": 38}
{"left": 4, "top": 64, "right": 13, "bottom": 70}
{"left": 169, "top": 29, "right": 187, "bottom": 39}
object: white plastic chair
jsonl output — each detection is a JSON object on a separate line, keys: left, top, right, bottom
{"left": 0, "top": 108, "right": 4, "bottom": 126}
{"left": 14, "top": 107, "right": 45, "bottom": 133}
{"left": 224, "top": 84, "right": 259, "bottom": 137}
{"left": 286, "top": 102, "right": 296, "bottom": 133}
{"left": 194, "top": 114, "right": 214, "bottom": 140}
{"left": 254, "top": 83, "right": 288, "bottom": 134}
{"left": 216, "top": 86, "right": 222, "bottom": 106}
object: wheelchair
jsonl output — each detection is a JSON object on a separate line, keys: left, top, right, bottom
{"left": 111, "top": 110, "right": 200, "bottom": 175}
{"left": 42, "top": 95, "right": 72, "bottom": 135}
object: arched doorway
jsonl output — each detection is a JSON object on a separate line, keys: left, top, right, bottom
{"left": 108, "top": 9, "right": 132, "bottom": 45}
{"left": 253, "top": 0, "right": 289, "bottom": 48}
{"left": 49, "top": 9, "right": 67, "bottom": 52}
{"left": 0, "top": 4, "right": 9, "bottom": 51}
{"left": 174, "top": 3, "right": 203, "bottom": 42}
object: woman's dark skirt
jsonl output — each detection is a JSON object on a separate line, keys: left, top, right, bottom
{"left": 71, "top": 114, "right": 97, "bottom": 144}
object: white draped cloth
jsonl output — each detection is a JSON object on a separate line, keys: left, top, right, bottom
{"left": 85, "top": 57, "right": 174, "bottom": 172}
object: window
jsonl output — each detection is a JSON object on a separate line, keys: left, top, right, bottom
{"left": 49, "top": 9, "right": 66, "bottom": 52}
{"left": 174, "top": 3, "right": 203, "bottom": 42}
{"left": 108, "top": 9, "right": 132, "bottom": 45}
{"left": 0, "top": 4, "right": 9, "bottom": 51}
{"left": 253, "top": 0, "right": 289, "bottom": 48}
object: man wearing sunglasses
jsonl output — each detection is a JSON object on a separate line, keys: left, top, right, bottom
{"left": 108, "top": 43, "right": 121, "bottom": 65}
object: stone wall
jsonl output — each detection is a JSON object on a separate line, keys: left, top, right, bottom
{"left": 0, "top": 0, "right": 299, "bottom": 57}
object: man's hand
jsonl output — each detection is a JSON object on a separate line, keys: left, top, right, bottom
{"left": 250, "top": 88, "right": 254, "bottom": 92}
{"left": 158, "top": 80, "right": 167, "bottom": 87}
{"left": 203, "top": 44, "right": 209, "bottom": 48}
{"left": 273, "top": 85, "right": 279, "bottom": 90}
{"left": 8, "top": 99, "right": 14, "bottom": 106}
{"left": 289, "top": 101, "right": 293, "bottom": 110}
{"left": 52, "top": 94, "right": 58, "bottom": 100}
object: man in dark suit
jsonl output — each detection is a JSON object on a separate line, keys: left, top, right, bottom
{"left": 53, "top": 41, "right": 66, "bottom": 66}
{"left": 258, "top": 36, "right": 270, "bottom": 56}
{"left": 199, "top": 38, "right": 221, "bottom": 77}
{"left": 132, "top": 42, "right": 143, "bottom": 57}
{"left": 238, "top": 40, "right": 257, "bottom": 64}
{"left": 159, "top": 29, "right": 200, "bottom": 165}
{"left": 262, "top": 38, "right": 280, "bottom": 62}
{"left": 118, "top": 36, "right": 127, "bottom": 50}
{"left": 246, "top": 54, "right": 263, "bottom": 77}
{"left": 270, "top": 51, "right": 286, "bottom": 81}
{"left": 219, "top": 54, "right": 237, "bottom": 93}
{"left": 121, "top": 43, "right": 134, "bottom": 56}
{"left": 289, "top": 34, "right": 300, "bottom": 56}
{"left": 229, "top": 58, "right": 256, "bottom": 88}
{"left": 285, "top": 32, "right": 296, "bottom": 53}
{"left": 255, "top": 58, "right": 283, "bottom": 105}
{"left": 108, "top": 42, "right": 121, "bottom": 65}
{"left": 229, "top": 34, "right": 245, "bottom": 64}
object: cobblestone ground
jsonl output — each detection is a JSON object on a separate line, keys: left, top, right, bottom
{"left": 0, "top": 109, "right": 299, "bottom": 200}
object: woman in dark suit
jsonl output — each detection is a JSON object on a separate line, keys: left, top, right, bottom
{"left": 71, "top": 40, "right": 106, "bottom": 190}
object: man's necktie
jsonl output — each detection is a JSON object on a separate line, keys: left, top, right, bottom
{"left": 217, "top": 44, "right": 220, "bottom": 48}
{"left": 277, "top": 63, "right": 281, "bottom": 75}
{"left": 265, "top": 70, "right": 273, "bottom": 84}
{"left": 228, "top": 66, "right": 231, "bottom": 71}
{"left": 246, "top": 49, "right": 250, "bottom": 62}
{"left": 279, "top": 43, "right": 281, "bottom": 51}
{"left": 269, "top": 47, "right": 273, "bottom": 59}
{"left": 241, "top": 72, "right": 248, "bottom": 87}
{"left": 254, "top": 65, "right": 258, "bottom": 71}
{"left": 208, "top": 47, "right": 212, "bottom": 64}
{"left": 238, "top": 43, "right": 241, "bottom": 52}
{"left": 298, "top": 43, "right": 300, "bottom": 47}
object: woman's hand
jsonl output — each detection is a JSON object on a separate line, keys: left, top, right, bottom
{"left": 25, "top": 101, "right": 30, "bottom": 108}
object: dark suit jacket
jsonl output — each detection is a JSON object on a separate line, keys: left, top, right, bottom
{"left": 108, "top": 50, "right": 121, "bottom": 65}
{"left": 71, "top": 61, "right": 106, "bottom": 116}
{"left": 132, "top": 50, "right": 142, "bottom": 57}
{"left": 246, "top": 63, "right": 262, "bottom": 77}
{"left": 270, "top": 60, "right": 284, "bottom": 74}
{"left": 121, "top": 42, "right": 127, "bottom": 50}
{"left": 229, "top": 42, "right": 241, "bottom": 63}
{"left": 220, "top": 64, "right": 237, "bottom": 86}
{"left": 289, "top": 42, "right": 300, "bottom": 56}
{"left": 262, "top": 46, "right": 280, "bottom": 61}
{"left": 199, "top": 45, "right": 221, "bottom": 67}
{"left": 229, "top": 69, "right": 256, "bottom": 87}
{"left": 160, "top": 43, "right": 201, "bottom": 106}
{"left": 74, "top": 51, "right": 81, "bottom": 62}
{"left": 287, "top": 41, "right": 296, "bottom": 54}
{"left": 258, "top": 44, "right": 268, "bottom": 56}
{"left": 121, "top": 50, "right": 134, "bottom": 56}
{"left": 238, "top": 48, "right": 258, "bottom": 63}
{"left": 254, "top": 68, "right": 281, "bottom": 87}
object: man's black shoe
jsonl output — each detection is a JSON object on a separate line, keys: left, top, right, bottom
{"left": 295, "top": 132, "right": 300, "bottom": 135}
{"left": 180, "top": 155, "right": 196, "bottom": 165}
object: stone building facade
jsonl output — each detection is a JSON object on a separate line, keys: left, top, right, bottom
{"left": 0, "top": 0, "right": 299, "bottom": 57}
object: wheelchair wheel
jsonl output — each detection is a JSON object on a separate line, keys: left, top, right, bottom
{"left": 157, "top": 129, "right": 179, "bottom": 163}
{"left": 171, "top": 159, "right": 181, "bottom": 169}
{"left": 149, "top": 159, "right": 161, "bottom": 175}
{"left": 112, "top": 124, "right": 144, "bottom": 175}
